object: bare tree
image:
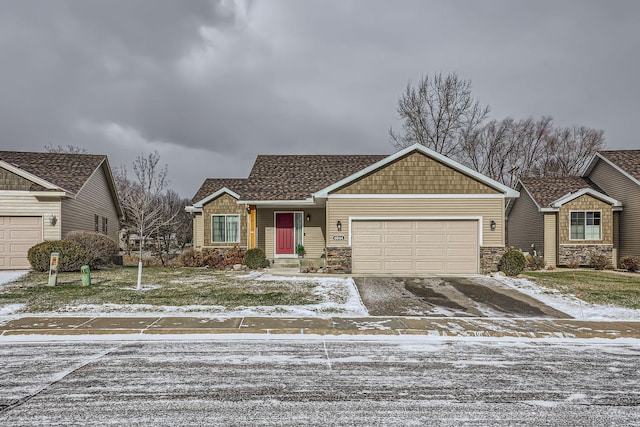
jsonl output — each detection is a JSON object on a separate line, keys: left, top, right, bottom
{"left": 391, "top": 73, "right": 605, "bottom": 187}
{"left": 390, "top": 72, "right": 490, "bottom": 157}
{"left": 45, "top": 144, "right": 88, "bottom": 154}
{"left": 117, "top": 151, "right": 179, "bottom": 289}
{"left": 153, "top": 190, "right": 192, "bottom": 265}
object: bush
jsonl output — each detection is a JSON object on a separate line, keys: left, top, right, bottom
{"left": 525, "top": 254, "right": 545, "bottom": 271}
{"left": 28, "top": 240, "right": 92, "bottom": 272}
{"left": 500, "top": 249, "right": 526, "bottom": 277}
{"left": 589, "top": 254, "right": 611, "bottom": 270}
{"left": 244, "top": 248, "right": 266, "bottom": 269}
{"left": 179, "top": 247, "right": 246, "bottom": 269}
{"left": 65, "top": 231, "right": 118, "bottom": 267}
{"left": 620, "top": 256, "right": 640, "bottom": 272}
{"left": 566, "top": 259, "right": 580, "bottom": 269}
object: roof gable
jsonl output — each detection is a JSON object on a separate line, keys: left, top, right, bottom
{"left": 191, "top": 178, "right": 248, "bottom": 204}
{"left": 0, "top": 151, "right": 107, "bottom": 194}
{"left": 315, "top": 144, "right": 519, "bottom": 198}
{"left": 584, "top": 150, "right": 640, "bottom": 186}
{"left": 518, "top": 176, "right": 618, "bottom": 210}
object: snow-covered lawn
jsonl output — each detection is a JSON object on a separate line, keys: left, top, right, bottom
{"left": 492, "top": 272, "right": 640, "bottom": 321}
{"left": 0, "top": 270, "right": 368, "bottom": 318}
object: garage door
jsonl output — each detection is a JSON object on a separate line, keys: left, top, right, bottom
{"left": 351, "top": 220, "right": 478, "bottom": 274}
{"left": 0, "top": 216, "right": 42, "bottom": 269}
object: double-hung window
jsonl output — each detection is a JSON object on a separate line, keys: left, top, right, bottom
{"left": 212, "top": 215, "right": 240, "bottom": 243}
{"left": 570, "top": 211, "right": 601, "bottom": 240}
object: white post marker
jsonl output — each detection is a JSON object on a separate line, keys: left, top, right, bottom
{"left": 47, "top": 252, "right": 60, "bottom": 287}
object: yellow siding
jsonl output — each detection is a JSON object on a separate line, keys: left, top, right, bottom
{"left": 257, "top": 208, "right": 326, "bottom": 259}
{"left": 333, "top": 152, "right": 500, "bottom": 195}
{"left": 202, "top": 194, "right": 247, "bottom": 248}
{"left": 326, "top": 198, "right": 505, "bottom": 247}
{"left": 0, "top": 192, "right": 61, "bottom": 241}
{"left": 61, "top": 164, "right": 120, "bottom": 243}
{"left": 588, "top": 159, "right": 640, "bottom": 257}
{"left": 506, "top": 189, "right": 544, "bottom": 253}
{"left": 543, "top": 213, "right": 557, "bottom": 267}
{"left": 193, "top": 213, "right": 204, "bottom": 249}
{"left": 558, "top": 194, "right": 613, "bottom": 245}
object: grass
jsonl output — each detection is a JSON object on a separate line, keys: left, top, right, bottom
{"left": 0, "top": 267, "right": 323, "bottom": 313}
{"left": 522, "top": 270, "right": 640, "bottom": 309}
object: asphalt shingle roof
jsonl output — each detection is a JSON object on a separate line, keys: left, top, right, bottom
{"left": 191, "top": 178, "right": 249, "bottom": 204}
{"left": 0, "top": 151, "right": 107, "bottom": 194}
{"left": 520, "top": 176, "right": 606, "bottom": 208}
{"left": 598, "top": 150, "right": 640, "bottom": 182}
{"left": 193, "top": 154, "right": 387, "bottom": 202}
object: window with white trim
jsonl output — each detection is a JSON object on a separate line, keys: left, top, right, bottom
{"left": 212, "top": 215, "right": 240, "bottom": 243}
{"left": 570, "top": 211, "right": 601, "bottom": 240}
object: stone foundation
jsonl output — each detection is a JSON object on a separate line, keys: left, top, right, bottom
{"left": 326, "top": 246, "right": 352, "bottom": 274}
{"left": 558, "top": 245, "right": 613, "bottom": 267}
{"left": 480, "top": 247, "right": 506, "bottom": 274}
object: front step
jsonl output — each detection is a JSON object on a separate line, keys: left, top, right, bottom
{"left": 269, "top": 258, "right": 301, "bottom": 269}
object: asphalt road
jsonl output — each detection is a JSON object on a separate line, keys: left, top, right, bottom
{"left": 1, "top": 338, "right": 638, "bottom": 426}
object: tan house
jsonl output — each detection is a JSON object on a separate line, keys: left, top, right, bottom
{"left": 0, "top": 151, "right": 122, "bottom": 269}
{"left": 583, "top": 150, "right": 640, "bottom": 260}
{"left": 506, "top": 177, "right": 622, "bottom": 268}
{"left": 186, "top": 144, "right": 519, "bottom": 274}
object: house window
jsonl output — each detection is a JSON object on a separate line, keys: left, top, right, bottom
{"left": 95, "top": 215, "right": 99, "bottom": 232}
{"left": 570, "top": 211, "right": 601, "bottom": 240}
{"left": 102, "top": 217, "right": 108, "bottom": 235}
{"left": 212, "top": 215, "right": 240, "bottom": 243}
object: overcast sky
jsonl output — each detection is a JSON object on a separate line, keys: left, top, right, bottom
{"left": 1, "top": 0, "right": 638, "bottom": 198}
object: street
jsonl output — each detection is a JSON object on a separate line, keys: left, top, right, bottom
{"left": 1, "top": 337, "right": 639, "bottom": 426}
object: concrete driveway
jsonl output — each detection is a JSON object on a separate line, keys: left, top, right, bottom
{"left": 353, "top": 276, "right": 571, "bottom": 318}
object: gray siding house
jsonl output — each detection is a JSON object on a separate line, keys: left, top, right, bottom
{"left": 0, "top": 151, "right": 122, "bottom": 269}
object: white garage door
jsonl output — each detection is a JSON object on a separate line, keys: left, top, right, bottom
{"left": 351, "top": 220, "right": 478, "bottom": 274}
{"left": 0, "top": 216, "right": 43, "bottom": 270}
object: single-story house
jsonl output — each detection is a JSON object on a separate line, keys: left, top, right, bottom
{"left": 0, "top": 151, "right": 122, "bottom": 269}
{"left": 583, "top": 150, "right": 640, "bottom": 260}
{"left": 506, "top": 177, "right": 622, "bottom": 268}
{"left": 186, "top": 144, "right": 519, "bottom": 274}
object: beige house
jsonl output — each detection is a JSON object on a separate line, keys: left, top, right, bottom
{"left": 506, "top": 177, "right": 622, "bottom": 268}
{"left": 583, "top": 150, "right": 640, "bottom": 260}
{"left": 186, "top": 144, "right": 519, "bottom": 274}
{"left": 0, "top": 151, "right": 122, "bottom": 269}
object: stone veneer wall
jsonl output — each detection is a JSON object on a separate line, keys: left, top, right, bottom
{"left": 480, "top": 247, "right": 506, "bottom": 274}
{"left": 326, "top": 246, "right": 352, "bottom": 274}
{"left": 558, "top": 245, "right": 613, "bottom": 267}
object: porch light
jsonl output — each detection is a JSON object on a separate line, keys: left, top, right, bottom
{"left": 490, "top": 220, "right": 496, "bottom": 231}
{"left": 336, "top": 220, "right": 342, "bottom": 231}
{"left": 49, "top": 214, "right": 57, "bottom": 226}
{"left": 306, "top": 214, "right": 311, "bottom": 222}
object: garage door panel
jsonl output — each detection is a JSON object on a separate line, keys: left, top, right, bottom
{"left": 384, "top": 234, "right": 414, "bottom": 244}
{"left": 0, "top": 216, "right": 42, "bottom": 270}
{"left": 352, "top": 220, "right": 478, "bottom": 274}
{"left": 384, "top": 246, "right": 413, "bottom": 257}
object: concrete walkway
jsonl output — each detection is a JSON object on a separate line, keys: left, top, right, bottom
{"left": 1, "top": 316, "right": 640, "bottom": 339}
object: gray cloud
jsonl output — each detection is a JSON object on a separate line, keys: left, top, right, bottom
{"left": 0, "top": 0, "right": 638, "bottom": 197}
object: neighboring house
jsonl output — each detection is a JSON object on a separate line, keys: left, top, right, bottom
{"left": 0, "top": 151, "right": 122, "bottom": 269}
{"left": 583, "top": 150, "right": 640, "bottom": 260}
{"left": 186, "top": 144, "right": 519, "bottom": 274}
{"left": 506, "top": 177, "right": 622, "bottom": 268}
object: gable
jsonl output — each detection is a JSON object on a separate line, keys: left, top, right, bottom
{"left": 331, "top": 152, "right": 500, "bottom": 195}
{"left": 0, "top": 166, "right": 36, "bottom": 191}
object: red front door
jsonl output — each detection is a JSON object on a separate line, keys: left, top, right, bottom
{"left": 276, "top": 213, "right": 294, "bottom": 255}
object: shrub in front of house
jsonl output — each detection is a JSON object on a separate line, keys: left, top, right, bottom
{"left": 179, "top": 247, "right": 246, "bottom": 269}
{"left": 65, "top": 231, "right": 118, "bottom": 267}
{"left": 525, "top": 254, "right": 545, "bottom": 271}
{"left": 27, "top": 240, "right": 92, "bottom": 272}
{"left": 619, "top": 256, "right": 640, "bottom": 273}
{"left": 589, "top": 253, "right": 611, "bottom": 270}
{"left": 244, "top": 248, "right": 266, "bottom": 269}
{"left": 499, "top": 248, "right": 526, "bottom": 276}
